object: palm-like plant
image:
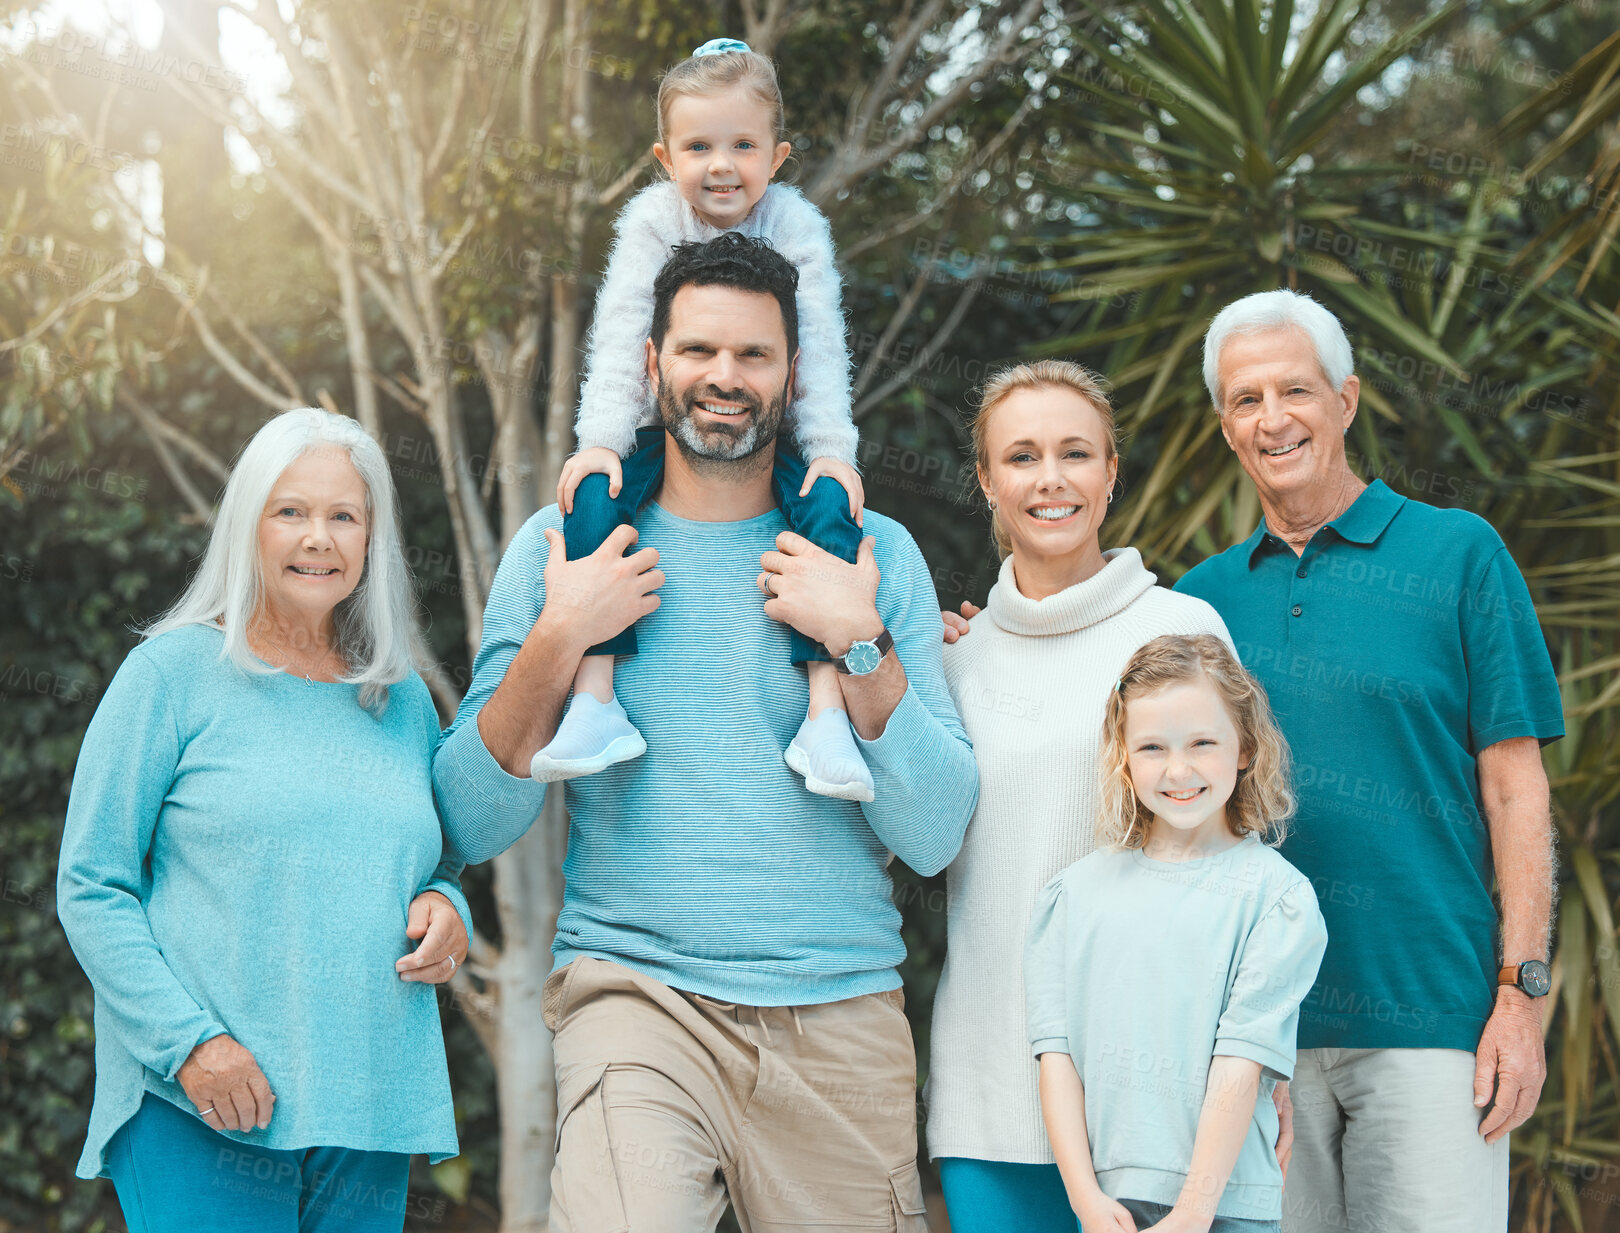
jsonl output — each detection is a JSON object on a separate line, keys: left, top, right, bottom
{"left": 1026, "top": 2, "right": 1620, "bottom": 1228}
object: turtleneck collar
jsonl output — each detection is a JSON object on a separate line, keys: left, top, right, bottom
{"left": 985, "top": 547, "right": 1158, "bottom": 637}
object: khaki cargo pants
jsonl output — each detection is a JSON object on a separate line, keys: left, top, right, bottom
{"left": 542, "top": 956, "right": 930, "bottom": 1232}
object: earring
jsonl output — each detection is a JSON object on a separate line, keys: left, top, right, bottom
{"left": 986, "top": 497, "right": 997, "bottom": 511}
{"left": 1106, "top": 489, "right": 1114, "bottom": 504}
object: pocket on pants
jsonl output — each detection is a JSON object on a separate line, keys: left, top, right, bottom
{"left": 543, "top": 958, "right": 586, "bottom": 1032}
{"left": 552, "top": 1060, "right": 630, "bottom": 1233}
{"left": 888, "top": 1162, "right": 928, "bottom": 1231}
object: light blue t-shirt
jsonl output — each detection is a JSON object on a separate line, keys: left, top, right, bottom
{"left": 57, "top": 624, "right": 472, "bottom": 1178}
{"left": 1025, "top": 835, "right": 1327, "bottom": 1222}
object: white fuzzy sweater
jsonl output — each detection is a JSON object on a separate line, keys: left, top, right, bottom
{"left": 574, "top": 181, "right": 856, "bottom": 465}
{"left": 925, "top": 547, "right": 1233, "bottom": 1164}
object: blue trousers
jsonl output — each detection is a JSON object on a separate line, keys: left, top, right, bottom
{"left": 105, "top": 1093, "right": 413, "bottom": 1233}
{"left": 938, "top": 1157, "right": 1080, "bottom": 1232}
{"left": 1120, "top": 1197, "right": 1280, "bottom": 1232}
{"left": 563, "top": 428, "right": 862, "bottom": 662}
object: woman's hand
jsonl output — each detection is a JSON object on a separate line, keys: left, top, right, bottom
{"left": 940, "top": 600, "right": 983, "bottom": 643}
{"left": 557, "top": 448, "right": 625, "bottom": 514}
{"left": 178, "top": 1034, "right": 275, "bottom": 1132}
{"left": 396, "top": 890, "right": 468, "bottom": 985}
{"left": 1076, "top": 1192, "right": 1138, "bottom": 1232}
{"left": 799, "top": 457, "right": 865, "bottom": 527}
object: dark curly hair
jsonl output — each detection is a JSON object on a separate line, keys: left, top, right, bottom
{"left": 650, "top": 232, "right": 799, "bottom": 357}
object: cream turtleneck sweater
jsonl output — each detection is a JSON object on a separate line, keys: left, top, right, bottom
{"left": 924, "top": 546, "right": 1232, "bottom": 1164}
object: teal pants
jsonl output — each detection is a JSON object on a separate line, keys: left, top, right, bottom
{"left": 106, "top": 1093, "right": 413, "bottom": 1233}
{"left": 938, "top": 1156, "right": 1081, "bottom": 1232}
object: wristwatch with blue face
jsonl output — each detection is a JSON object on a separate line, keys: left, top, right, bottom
{"left": 1499, "top": 960, "right": 1551, "bottom": 998}
{"left": 830, "top": 629, "right": 894, "bottom": 676}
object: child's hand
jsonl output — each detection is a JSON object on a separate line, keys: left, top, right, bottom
{"left": 800, "top": 457, "right": 865, "bottom": 527}
{"left": 941, "top": 600, "right": 983, "bottom": 644}
{"left": 557, "top": 448, "right": 624, "bottom": 514}
{"left": 1076, "top": 1193, "right": 1138, "bottom": 1232}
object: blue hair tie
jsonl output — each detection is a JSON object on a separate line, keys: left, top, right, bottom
{"left": 692, "top": 37, "right": 751, "bottom": 56}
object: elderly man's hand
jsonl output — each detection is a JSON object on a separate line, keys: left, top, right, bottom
{"left": 758, "top": 532, "right": 883, "bottom": 653}
{"left": 396, "top": 890, "right": 469, "bottom": 986}
{"left": 179, "top": 1034, "right": 275, "bottom": 1132}
{"left": 1474, "top": 987, "right": 1547, "bottom": 1143}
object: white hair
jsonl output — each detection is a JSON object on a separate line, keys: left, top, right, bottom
{"left": 1202, "top": 289, "right": 1355, "bottom": 408}
{"left": 143, "top": 407, "right": 417, "bottom": 713}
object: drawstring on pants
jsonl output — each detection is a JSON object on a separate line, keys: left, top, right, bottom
{"left": 750, "top": 1007, "right": 805, "bottom": 1046}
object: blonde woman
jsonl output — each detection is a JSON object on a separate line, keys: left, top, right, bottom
{"left": 57, "top": 408, "right": 468, "bottom": 1233}
{"left": 1026, "top": 634, "right": 1327, "bottom": 1232}
{"left": 929, "top": 362, "right": 1236, "bottom": 1229}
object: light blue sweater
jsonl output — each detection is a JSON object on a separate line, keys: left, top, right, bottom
{"left": 57, "top": 624, "right": 471, "bottom": 1178}
{"left": 433, "top": 501, "right": 979, "bottom": 1005}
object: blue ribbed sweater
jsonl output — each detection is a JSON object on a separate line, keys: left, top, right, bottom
{"left": 57, "top": 624, "right": 471, "bottom": 1178}
{"left": 432, "top": 501, "right": 979, "bottom": 1005}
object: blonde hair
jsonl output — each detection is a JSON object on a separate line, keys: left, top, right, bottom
{"left": 656, "top": 49, "right": 786, "bottom": 145}
{"left": 969, "top": 360, "right": 1118, "bottom": 559}
{"left": 1096, "top": 634, "right": 1294, "bottom": 850}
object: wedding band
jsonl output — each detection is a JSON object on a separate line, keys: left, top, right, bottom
{"left": 764, "top": 573, "right": 776, "bottom": 596}
{"left": 447, "top": 954, "right": 457, "bottom": 973}
{"left": 200, "top": 1106, "right": 216, "bottom": 1116}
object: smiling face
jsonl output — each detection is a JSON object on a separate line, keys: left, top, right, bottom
{"left": 654, "top": 85, "right": 792, "bottom": 229}
{"left": 1124, "top": 678, "right": 1250, "bottom": 853}
{"left": 1216, "top": 327, "right": 1359, "bottom": 508}
{"left": 647, "top": 282, "right": 794, "bottom": 465}
{"left": 978, "top": 385, "right": 1118, "bottom": 568}
{"left": 257, "top": 446, "right": 368, "bottom": 633}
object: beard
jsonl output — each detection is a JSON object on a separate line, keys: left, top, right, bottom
{"left": 656, "top": 366, "right": 787, "bottom": 469}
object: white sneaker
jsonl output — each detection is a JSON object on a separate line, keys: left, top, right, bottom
{"left": 784, "top": 708, "right": 875, "bottom": 802}
{"left": 530, "top": 693, "right": 646, "bottom": 782}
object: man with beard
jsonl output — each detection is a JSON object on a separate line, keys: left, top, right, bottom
{"left": 432, "top": 233, "right": 977, "bottom": 1230}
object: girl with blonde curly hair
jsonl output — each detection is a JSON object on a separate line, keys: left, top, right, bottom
{"left": 1026, "top": 634, "right": 1328, "bottom": 1232}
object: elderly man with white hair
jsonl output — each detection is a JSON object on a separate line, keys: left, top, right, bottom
{"left": 1175, "top": 290, "right": 1563, "bottom": 1233}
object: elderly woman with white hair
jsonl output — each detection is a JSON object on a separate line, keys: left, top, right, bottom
{"left": 57, "top": 408, "right": 470, "bottom": 1233}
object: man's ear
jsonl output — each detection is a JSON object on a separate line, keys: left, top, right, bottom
{"left": 786, "top": 349, "right": 799, "bottom": 404}
{"left": 645, "top": 338, "right": 659, "bottom": 389}
{"left": 1338, "top": 373, "right": 1360, "bottom": 435}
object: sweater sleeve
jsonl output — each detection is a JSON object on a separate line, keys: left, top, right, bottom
{"left": 56, "top": 650, "right": 229, "bottom": 1082}
{"left": 852, "top": 522, "right": 978, "bottom": 875}
{"left": 431, "top": 513, "right": 557, "bottom": 864}
{"left": 1025, "top": 874, "right": 1071, "bottom": 1057}
{"left": 764, "top": 187, "right": 857, "bottom": 466}
{"left": 574, "top": 186, "right": 678, "bottom": 456}
{"left": 409, "top": 678, "right": 474, "bottom": 939}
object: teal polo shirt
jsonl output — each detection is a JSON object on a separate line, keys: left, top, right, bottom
{"left": 1175, "top": 480, "right": 1564, "bottom": 1051}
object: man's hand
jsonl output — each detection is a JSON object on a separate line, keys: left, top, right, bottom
{"left": 540, "top": 524, "right": 664, "bottom": 654}
{"left": 1475, "top": 986, "right": 1547, "bottom": 1143}
{"left": 178, "top": 1034, "right": 275, "bottom": 1133}
{"left": 395, "top": 890, "right": 468, "bottom": 985}
{"left": 758, "top": 532, "right": 882, "bottom": 654}
{"left": 1273, "top": 1081, "right": 1293, "bottom": 1183}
